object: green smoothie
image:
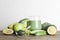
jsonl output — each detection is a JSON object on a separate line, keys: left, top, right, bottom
{"left": 30, "top": 20, "right": 42, "bottom": 30}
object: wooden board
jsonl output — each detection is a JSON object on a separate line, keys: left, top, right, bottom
{"left": 0, "top": 31, "right": 60, "bottom": 40}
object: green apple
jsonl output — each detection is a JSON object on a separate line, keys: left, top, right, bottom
{"left": 13, "top": 23, "right": 25, "bottom": 32}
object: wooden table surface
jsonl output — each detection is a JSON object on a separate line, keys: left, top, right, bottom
{"left": 0, "top": 31, "right": 60, "bottom": 40}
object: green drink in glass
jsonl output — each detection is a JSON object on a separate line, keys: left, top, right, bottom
{"left": 29, "top": 17, "right": 42, "bottom": 30}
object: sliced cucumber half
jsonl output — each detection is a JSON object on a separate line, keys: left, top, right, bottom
{"left": 47, "top": 26, "right": 57, "bottom": 35}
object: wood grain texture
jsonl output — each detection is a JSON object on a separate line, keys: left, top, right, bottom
{"left": 0, "top": 31, "right": 60, "bottom": 40}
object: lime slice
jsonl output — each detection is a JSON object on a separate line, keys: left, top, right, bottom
{"left": 3, "top": 28, "right": 14, "bottom": 35}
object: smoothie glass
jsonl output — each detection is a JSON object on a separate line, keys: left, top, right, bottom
{"left": 29, "top": 16, "right": 42, "bottom": 30}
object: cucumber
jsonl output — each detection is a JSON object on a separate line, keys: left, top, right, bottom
{"left": 15, "top": 30, "right": 25, "bottom": 36}
{"left": 42, "top": 22, "right": 51, "bottom": 30}
{"left": 42, "top": 22, "right": 57, "bottom": 35}
{"left": 31, "top": 30, "right": 46, "bottom": 36}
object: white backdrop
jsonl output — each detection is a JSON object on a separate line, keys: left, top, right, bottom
{"left": 0, "top": 0, "right": 60, "bottom": 30}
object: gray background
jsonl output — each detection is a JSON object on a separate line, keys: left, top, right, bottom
{"left": 0, "top": 0, "right": 60, "bottom": 30}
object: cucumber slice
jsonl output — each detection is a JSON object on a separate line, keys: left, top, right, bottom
{"left": 47, "top": 26, "right": 57, "bottom": 35}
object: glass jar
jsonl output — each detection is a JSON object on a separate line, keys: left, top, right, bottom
{"left": 28, "top": 16, "right": 42, "bottom": 30}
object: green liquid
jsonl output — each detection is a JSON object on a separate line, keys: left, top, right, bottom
{"left": 30, "top": 20, "right": 42, "bottom": 30}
